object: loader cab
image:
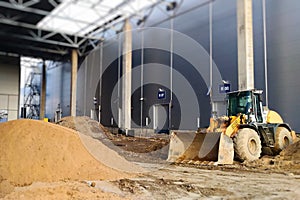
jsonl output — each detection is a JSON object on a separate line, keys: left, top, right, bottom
{"left": 227, "top": 90, "right": 263, "bottom": 123}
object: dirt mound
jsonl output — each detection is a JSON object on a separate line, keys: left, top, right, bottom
{"left": 57, "top": 116, "right": 169, "bottom": 163}
{"left": 57, "top": 116, "right": 149, "bottom": 171}
{"left": 241, "top": 139, "right": 300, "bottom": 174}
{"left": 0, "top": 119, "right": 131, "bottom": 188}
{"left": 57, "top": 116, "right": 101, "bottom": 139}
{"left": 279, "top": 139, "right": 300, "bottom": 161}
{"left": 57, "top": 116, "right": 169, "bottom": 154}
{"left": 109, "top": 136, "right": 169, "bottom": 154}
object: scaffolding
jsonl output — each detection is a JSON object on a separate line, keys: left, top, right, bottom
{"left": 23, "top": 71, "right": 41, "bottom": 119}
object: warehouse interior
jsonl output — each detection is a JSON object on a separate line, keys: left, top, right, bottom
{"left": 1, "top": 0, "right": 300, "bottom": 199}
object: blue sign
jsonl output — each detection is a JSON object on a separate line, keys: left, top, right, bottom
{"left": 219, "top": 83, "right": 230, "bottom": 93}
{"left": 158, "top": 90, "right": 166, "bottom": 99}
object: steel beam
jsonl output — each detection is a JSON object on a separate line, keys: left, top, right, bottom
{"left": 0, "top": 29, "right": 78, "bottom": 48}
{"left": 0, "top": 18, "right": 102, "bottom": 43}
{"left": 0, "top": 1, "right": 92, "bottom": 25}
{"left": 0, "top": 41, "right": 68, "bottom": 54}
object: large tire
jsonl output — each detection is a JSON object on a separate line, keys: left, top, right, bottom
{"left": 233, "top": 128, "right": 262, "bottom": 161}
{"left": 274, "top": 127, "right": 293, "bottom": 151}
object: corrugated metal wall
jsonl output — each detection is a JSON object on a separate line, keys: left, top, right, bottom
{"left": 45, "top": 62, "right": 71, "bottom": 120}
{"left": 266, "top": 0, "right": 300, "bottom": 132}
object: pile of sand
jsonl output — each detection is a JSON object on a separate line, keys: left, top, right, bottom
{"left": 56, "top": 116, "right": 147, "bottom": 171}
{"left": 274, "top": 140, "right": 300, "bottom": 171}
{"left": 0, "top": 119, "right": 132, "bottom": 188}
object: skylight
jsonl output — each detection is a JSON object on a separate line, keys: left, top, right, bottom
{"left": 37, "top": 0, "right": 160, "bottom": 37}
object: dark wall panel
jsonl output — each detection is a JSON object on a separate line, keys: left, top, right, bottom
{"left": 266, "top": 0, "right": 300, "bottom": 131}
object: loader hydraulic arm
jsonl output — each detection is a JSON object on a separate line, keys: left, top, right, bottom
{"left": 225, "top": 114, "right": 245, "bottom": 137}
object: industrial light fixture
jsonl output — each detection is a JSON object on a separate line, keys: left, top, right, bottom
{"left": 115, "top": 29, "right": 122, "bottom": 34}
{"left": 136, "top": 16, "right": 147, "bottom": 26}
{"left": 166, "top": 1, "right": 177, "bottom": 11}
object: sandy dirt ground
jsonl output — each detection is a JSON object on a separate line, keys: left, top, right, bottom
{"left": 1, "top": 117, "right": 300, "bottom": 199}
{"left": 2, "top": 163, "right": 300, "bottom": 200}
{"left": 113, "top": 163, "right": 300, "bottom": 200}
{"left": 1, "top": 181, "right": 129, "bottom": 200}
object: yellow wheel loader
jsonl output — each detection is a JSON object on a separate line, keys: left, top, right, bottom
{"left": 167, "top": 89, "right": 297, "bottom": 165}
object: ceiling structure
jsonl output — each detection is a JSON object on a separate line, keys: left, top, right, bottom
{"left": 0, "top": 0, "right": 172, "bottom": 60}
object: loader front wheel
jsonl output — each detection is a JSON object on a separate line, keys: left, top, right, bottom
{"left": 274, "top": 127, "right": 293, "bottom": 151}
{"left": 234, "top": 128, "right": 262, "bottom": 161}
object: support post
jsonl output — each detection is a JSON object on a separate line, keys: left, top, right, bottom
{"left": 121, "top": 19, "right": 132, "bottom": 132}
{"left": 71, "top": 49, "right": 78, "bottom": 116}
{"left": 237, "top": 0, "right": 254, "bottom": 90}
{"left": 40, "top": 62, "right": 46, "bottom": 120}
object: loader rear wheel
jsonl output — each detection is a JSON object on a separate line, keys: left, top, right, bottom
{"left": 274, "top": 127, "right": 293, "bottom": 151}
{"left": 234, "top": 128, "right": 262, "bottom": 161}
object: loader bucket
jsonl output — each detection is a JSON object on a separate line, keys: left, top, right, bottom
{"left": 167, "top": 131, "right": 234, "bottom": 165}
